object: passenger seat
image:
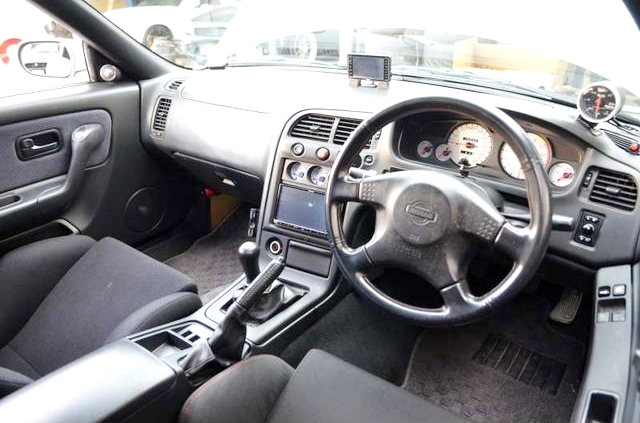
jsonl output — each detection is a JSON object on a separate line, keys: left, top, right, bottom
{"left": 0, "top": 235, "right": 201, "bottom": 398}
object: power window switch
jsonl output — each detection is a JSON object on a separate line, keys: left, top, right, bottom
{"left": 612, "top": 311, "right": 626, "bottom": 322}
{"left": 612, "top": 284, "right": 626, "bottom": 296}
{"left": 597, "top": 311, "right": 610, "bottom": 323}
{"left": 598, "top": 286, "right": 611, "bottom": 297}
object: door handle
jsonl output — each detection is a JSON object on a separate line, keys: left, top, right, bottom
{"left": 16, "top": 129, "right": 62, "bottom": 160}
{"left": 24, "top": 141, "right": 59, "bottom": 151}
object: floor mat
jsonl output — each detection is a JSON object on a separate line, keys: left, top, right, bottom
{"left": 281, "top": 293, "right": 421, "bottom": 385}
{"left": 403, "top": 295, "right": 585, "bottom": 423}
{"left": 165, "top": 206, "right": 250, "bottom": 303}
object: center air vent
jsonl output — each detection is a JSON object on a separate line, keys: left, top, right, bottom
{"left": 151, "top": 97, "right": 172, "bottom": 137}
{"left": 166, "top": 79, "right": 185, "bottom": 91}
{"left": 290, "top": 114, "right": 334, "bottom": 141}
{"left": 333, "top": 117, "right": 363, "bottom": 145}
{"left": 589, "top": 169, "right": 637, "bottom": 211}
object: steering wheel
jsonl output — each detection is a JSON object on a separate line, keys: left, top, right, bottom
{"left": 325, "top": 97, "right": 552, "bottom": 325}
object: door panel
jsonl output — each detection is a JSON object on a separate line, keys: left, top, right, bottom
{"left": 0, "top": 82, "right": 195, "bottom": 245}
{"left": 0, "top": 109, "right": 111, "bottom": 193}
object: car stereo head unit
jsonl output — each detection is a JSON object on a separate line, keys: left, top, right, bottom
{"left": 273, "top": 185, "right": 327, "bottom": 237}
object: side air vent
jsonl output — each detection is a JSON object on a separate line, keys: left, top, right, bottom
{"left": 290, "top": 114, "right": 334, "bottom": 141}
{"left": 166, "top": 79, "right": 186, "bottom": 91}
{"left": 151, "top": 97, "right": 172, "bottom": 136}
{"left": 333, "top": 117, "right": 363, "bottom": 145}
{"left": 603, "top": 130, "right": 640, "bottom": 155}
{"left": 589, "top": 169, "right": 637, "bottom": 211}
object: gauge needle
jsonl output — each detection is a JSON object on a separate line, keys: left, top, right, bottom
{"left": 561, "top": 172, "right": 573, "bottom": 180}
{"left": 595, "top": 96, "right": 602, "bottom": 118}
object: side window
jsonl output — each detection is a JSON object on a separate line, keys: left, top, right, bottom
{"left": 0, "top": 1, "right": 89, "bottom": 98}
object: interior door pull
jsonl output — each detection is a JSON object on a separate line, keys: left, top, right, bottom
{"left": 16, "top": 129, "right": 62, "bottom": 160}
{"left": 37, "top": 124, "right": 105, "bottom": 217}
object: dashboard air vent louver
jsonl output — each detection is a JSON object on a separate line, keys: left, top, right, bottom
{"left": 152, "top": 97, "right": 172, "bottom": 135}
{"left": 333, "top": 117, "right": 363, "bottom": 145}
{"left": 166, "top": 79, "right": 185, "bottom": 91}
{"left": 589, "top": 169, "right": 637, "bottom": 211}
{"left": 603, "top": 130, "right": 639, "bottom": 155}
{"left": 290, "top": 114, "right": 334, "bottom": 141}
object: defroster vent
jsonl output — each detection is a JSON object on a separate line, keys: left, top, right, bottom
{"left": 166, "top": 79, "right": 185, "bottom": 91}
{"left": 152, "top": 97, "right": 172, "bottom": 137}
{"left": 589, "top": 169, "right": 637, "bottom": 211}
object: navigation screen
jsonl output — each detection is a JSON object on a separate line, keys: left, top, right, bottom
{"left": 275, "top": 186, "right": 327, "bottom": 234}
{"left": 350, "top": 54, "right": 388, "bottom": 81}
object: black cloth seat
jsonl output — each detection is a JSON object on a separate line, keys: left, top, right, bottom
{"left": 0, "top": 235, "right": 201, "bottom": 398}
{"left": 180, "top": 349, "right": 467, "bottom": 423}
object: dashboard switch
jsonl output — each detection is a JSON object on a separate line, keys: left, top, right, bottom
{"left": 574, "top": 210, "right": 604, "bottom": 247}
{"left": 291, "top": 143, "right": 305, "bottom": 156}
{"left": 581, "top": 223, "right": 595, "bottom": 235}
{"left": 598, "top": 286, "right": 611, "bottom": 297}
{"left": 582, "top": 171, "right": 593, "bottom": 187}
{"left": 316, "top": 147, "right": 330, "bottom": 161}
{"left": 612, "top": 284, "right": 626, "bottom": 296}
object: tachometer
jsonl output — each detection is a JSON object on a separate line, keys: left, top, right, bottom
{"left": 577, "top": 82, "right": 624, "bottom": 124}
{"left": 447, "top": 123, "right": 492, "bottom": 167}
{"left": 499, "top": 133, "right": 552, "bottom": 180}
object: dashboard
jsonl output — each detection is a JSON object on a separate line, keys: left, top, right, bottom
{"left": 139, "top": 65, "right": 640, "bottom": 271}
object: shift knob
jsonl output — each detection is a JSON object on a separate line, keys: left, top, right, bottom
{"left": 238, "top": 241, "right": 260, "bottom": 283}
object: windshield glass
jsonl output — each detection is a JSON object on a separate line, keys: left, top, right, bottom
{"left": 92, "top": 0, "right": 640, "bottom": 117}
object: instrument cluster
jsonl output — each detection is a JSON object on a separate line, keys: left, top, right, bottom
{"left": 397, "top": 117, "right": 583, "bottom": 188}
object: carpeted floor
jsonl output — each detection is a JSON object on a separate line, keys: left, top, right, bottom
{"left": 403, "top": 295, "right": 586, "bottom": 423}
{"left": 165, "top": 206, "right": 250, "bottom": 303}
{"left": 281, "top": 293, "right": 421, "bottom": 386}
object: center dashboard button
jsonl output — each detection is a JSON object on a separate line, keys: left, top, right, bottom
{"left": 316, "top": 147, "right": 330, "bottom": 161}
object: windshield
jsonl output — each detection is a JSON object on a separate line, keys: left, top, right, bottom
{"left": 93, "top": 0, "right": 640, "bottom": 117}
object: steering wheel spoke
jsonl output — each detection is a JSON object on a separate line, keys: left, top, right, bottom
{"left": 494, "top": 221, "right": 530, "bottom": 261}
{"left": 331, "top": 174, "right": 395, "bottom": 209}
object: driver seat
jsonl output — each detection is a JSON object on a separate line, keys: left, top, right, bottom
{"left": 180, "top": 349, "right": 467, "bottom": 423}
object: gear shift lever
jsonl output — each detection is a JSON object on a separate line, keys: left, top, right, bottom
{"left": 180, "top": 256, "right": 285, "bottom": 376}
{"left": 238, "top": 241, "right": 260, "bottom": 282}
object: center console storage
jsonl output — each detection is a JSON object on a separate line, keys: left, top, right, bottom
{"left": 0, "top": 340, "right": 190, "bottom": 423}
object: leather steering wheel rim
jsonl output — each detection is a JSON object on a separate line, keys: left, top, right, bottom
{"left": 325, "top": 97, "right": 552, "bottom": 326}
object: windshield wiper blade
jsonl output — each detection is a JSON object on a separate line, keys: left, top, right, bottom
{"left": 392, "top": 66, "right": 557, "bottom": 101}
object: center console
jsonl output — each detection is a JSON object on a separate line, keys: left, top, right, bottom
{"left": 197, "top": 109, "right": 381, "bottom": 353}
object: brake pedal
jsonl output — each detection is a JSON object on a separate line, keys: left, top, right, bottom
{"left": 549, "top": 288, "right": 582, "bottom": 324}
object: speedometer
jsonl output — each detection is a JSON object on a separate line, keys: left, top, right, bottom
{"left": 499, "top": 133, "right": 552, "bottom": 180}
{"left": 447, "top": 123, "right": 492, "bottom": 167}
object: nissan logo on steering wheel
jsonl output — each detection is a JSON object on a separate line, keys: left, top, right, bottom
{"left": 405, "top": 201, "right": 437, "bottom": 226}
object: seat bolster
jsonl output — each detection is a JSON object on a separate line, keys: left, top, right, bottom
{"left": 104, "top": 292, "right": 202, "bottom": 344}
{"left": 180, "top": 355, "right": 294, "bottom": 423}
{"left": 0, "top": 367, "right": 33, "bottom": 399}
{"left": 267, "top": 349, "right": 468, "bottom": 423}
{"left": 0, "top": 235, "right": 95, "bottom": 346}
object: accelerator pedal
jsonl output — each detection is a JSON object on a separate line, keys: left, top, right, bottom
{"left": 549, "top": 288, "right": 583, "bottom": 324}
